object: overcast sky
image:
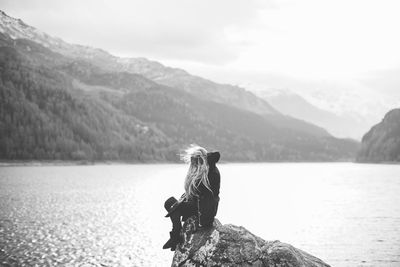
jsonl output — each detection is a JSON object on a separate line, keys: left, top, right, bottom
{"left": 1, "top": 0, "right": 400, "bottom": 95}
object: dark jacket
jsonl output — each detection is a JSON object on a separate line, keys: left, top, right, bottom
{"left": 179, "top": 152, "right": 220, "bottom": 227}
{"left": 196, "top": 151, "right": 221, "bottom": 227}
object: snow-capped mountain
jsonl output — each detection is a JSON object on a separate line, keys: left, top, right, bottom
{"left": 0, "top": 10, "right": 110, "bottom": 60}
{"left": 254, "top": 89, "right": 371, "bottom": 139}
{"left": 255, "top": 83, "right": 398, "bottom": 140}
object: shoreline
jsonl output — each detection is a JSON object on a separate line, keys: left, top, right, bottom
{"left": 0, "top": 160, "right": 372, "bottom": 167}
{"left": 1, "top": 159, "right": 398, "bottom": 167}
{"left": 0, "top": 160, "right": 178, "bottom": 167}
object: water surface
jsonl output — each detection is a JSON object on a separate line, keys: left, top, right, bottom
{"left": 0, "top": 163, "right": 399, "bottom": 266}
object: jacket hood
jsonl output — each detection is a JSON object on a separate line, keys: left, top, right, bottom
{"left": 207, "top": 151, "right": 220, "bottom": 165}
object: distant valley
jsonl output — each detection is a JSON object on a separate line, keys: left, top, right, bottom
{"left": 255, "top": 89, "right": 373, "bottom": 139}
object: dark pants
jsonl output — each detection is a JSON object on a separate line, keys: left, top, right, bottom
{"left": 164, "top": 197, "right": 197, "bottom": 233}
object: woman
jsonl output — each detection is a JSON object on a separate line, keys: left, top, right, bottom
{"left": 163, "top": 145, "right": 220, "bottom": 251}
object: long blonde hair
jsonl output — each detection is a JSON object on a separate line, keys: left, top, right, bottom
{"left": 181, "top": 145, "right": 212, "bottom": 200}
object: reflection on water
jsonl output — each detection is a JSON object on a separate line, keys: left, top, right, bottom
{"left": 0, "top": 163, "right": 399, "bottom": 266}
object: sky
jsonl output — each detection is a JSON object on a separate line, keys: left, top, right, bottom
{"left": 1, "top": 0, "right": 400, "bottom": 97}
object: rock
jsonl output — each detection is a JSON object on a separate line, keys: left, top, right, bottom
{"left": 172, "top": 217, "right": 330, "bottom": 267}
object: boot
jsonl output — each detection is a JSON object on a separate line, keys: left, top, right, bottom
{"left": 163, "top": 207, "right": 183, "bottom": 251}
{"left": 162, "top": 230, "right": 182, "bottom": 251}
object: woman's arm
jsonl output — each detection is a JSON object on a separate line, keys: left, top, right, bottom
{"left": 197, "top": 166, "right": 220, "bottom": 227}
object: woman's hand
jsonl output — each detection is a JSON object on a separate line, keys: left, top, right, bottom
{"left": 179, "top": 193, "right": 186, "bottom": 202}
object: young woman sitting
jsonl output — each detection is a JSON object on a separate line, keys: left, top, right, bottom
{"left": 163, "top": 145, "right": 221, "bottom": 251}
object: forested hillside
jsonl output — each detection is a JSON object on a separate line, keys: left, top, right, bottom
{"left": 0, "top": 12, "right": 360, "bottom": 162}
{"left": 357, "top": 109, "right": 400, "bottom": 163}
{"left": 0, "top": 44, "right": 175, "bottom": 161}
{"left": 0, "top": 10, "right": 332, "bottom": 138}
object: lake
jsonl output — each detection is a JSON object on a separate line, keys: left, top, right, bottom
{"left": 0, "top": 163, "right": 399, "bottom": 266}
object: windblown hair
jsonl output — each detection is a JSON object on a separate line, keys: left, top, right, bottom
{"left": 181, "top": 144, "right": 211, "bottom": 200}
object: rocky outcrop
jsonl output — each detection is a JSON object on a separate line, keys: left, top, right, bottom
{"left": 357, "top": 108, "right": 400, "bottom": 163}
{"left": 172, "top": 217, "right": 330, "bottom": 267}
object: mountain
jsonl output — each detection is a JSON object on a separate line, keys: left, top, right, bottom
{"left": 0, "top": 10, "right": 329, "bottom": 138}
{"left": 0, "top": 10, "right": 275, "bottom": 115}
{"left": 256, "top": 89, "right": 371, "bottom": 139}
{"left": 0, "top": 10, "right": 359, "bottom": 162}
{"left": 241, "top": 72, "right": 397, "bottom": 140}
{"left": 0, "top": 35, "right": 174, "bottom": 161}
{"left": 357, "top": 109, "right": 400, "bottom": 163}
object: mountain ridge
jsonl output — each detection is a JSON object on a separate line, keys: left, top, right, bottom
{"left": 357, "top": 108, "right": 400, "bottom": 163}
{"left": 256, "top": 89, "right": 371, "bottom": 139}
{"left": 0, "top": 10, "right": 275, "bottom": 113}
{"left": 0, "top": 10, "right": 359, "bottom": 161}
{"left": 0, "top": 10, "right": 330, "bottom": 137}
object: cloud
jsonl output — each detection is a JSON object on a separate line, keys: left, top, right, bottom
{"left": 234, "top": 0, "right": 400, "bottom": 78}
{"left": 1, "top": 0, "right": 400, "bottom": 82}
{"left": 0, "top": 0, "right": 264, "bottom": 64}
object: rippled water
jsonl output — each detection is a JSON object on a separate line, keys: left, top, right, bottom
{"left": 0, "top": 163, "right": 399, "bottom": 266}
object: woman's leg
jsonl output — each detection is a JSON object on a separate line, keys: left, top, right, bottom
{"left": 179, "top": 199, "right": 197, "bottom": 221}
{"left": 163, "top": 197, "right": 198, "bottom": 250}
{"left": 169, "top": 207, "right": 182, "bottom": 234}
{"left": 163, "top": 199, "right": 183, "bottom": 250}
